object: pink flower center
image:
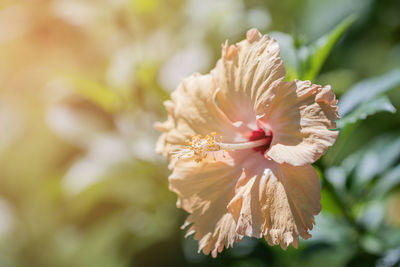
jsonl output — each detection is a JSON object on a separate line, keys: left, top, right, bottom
{"left": 173, "top": 130, "right": 273, "bottom": 162}
{"left": 248, "top": 128, "right": 272, "bottom": 154}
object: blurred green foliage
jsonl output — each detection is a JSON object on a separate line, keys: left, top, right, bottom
{"left": 0, "top": 0, "right": 399, "bottom": 266}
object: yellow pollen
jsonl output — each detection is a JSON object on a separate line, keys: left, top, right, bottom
{"left": 171, "top": 132, "right": 272, "bottom": 163}
{"left": 171, "top": 133, "right": 222, "bottom": 162}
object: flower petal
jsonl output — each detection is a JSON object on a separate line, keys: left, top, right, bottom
{"left": 169, "top": 152, "right": 248, "bottom": 257}
{"left": 227, "top": 154, "right": 321, "bottom": 249}
{"left": 155, "top": 73, "right": 242, "bottom": 156}
{"left": 156, "top": 28, "right": 337, "bottom": 257}
{"left": 259, "top": 80, "right": 339, "bottom": 166}
{"left": 211, "top": 28, "right": 286, "bottom": 127}
{"left": 170, "top": 151, "right": 321, "bottom": 256}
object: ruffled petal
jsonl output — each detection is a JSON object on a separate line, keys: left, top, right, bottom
{"left": 170, "top": 151, "right": 321, "bottom": 256}
{"left": 227, "top": 154, "right": 321, "bottom": 249}
{"left": 211, "top": 28, "right": 286, "bottom": 127}
{"left": 259, "top": 80, "right": 339, "bottom": 166}
{"left": 155, "top": 73, "right": 242, "bottom": 157}
{"left": 169, "top": 152, "right": 249, "bottom": 257}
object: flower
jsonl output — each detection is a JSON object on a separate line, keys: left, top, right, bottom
{"left": 155, "top": 28, "right": 339, "bottom": 257}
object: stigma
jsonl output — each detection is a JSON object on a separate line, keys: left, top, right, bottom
{"left": 172, "top": 130, "right": 272, "bottom": 162}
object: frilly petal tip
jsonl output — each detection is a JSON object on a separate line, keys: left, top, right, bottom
{"left": 222, "top": 44, "right": 238, "bottom": 60}
{"left": 180, "top": 221, "right": 189, "bottom": 230}
{"left": 246, "top": 28, "right": 262, "bottom": 43}
{"left": 153, "top": 121, "right": 164, "bottom": 131}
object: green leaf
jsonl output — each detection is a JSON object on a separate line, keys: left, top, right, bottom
{"left": 300, "top": 15, "right": 357, "bottom": 81}
{"left": 269, "top": 31, "right": 299, "bottom": 80}
{"left": 354, "top": 134, "right": 400, "bottom": 187}
{"left": 325, "top": 167, "right": 347, "bottom": 197}
{"left": 337, "top": 95, "right": 396, "bottom": 129}
{"left": 72, "top": 77, "right": 123, "bottom": 113}
{"left": 339, "top": 68, "right": 400, "bottom": 116}
{"left": 376, "top": 248, "right": 400, "bottom": 267}
{"left": 329, "top": 133, "right": 400, "bottom": 199}
{"left": 337, "top": 133, "right": 400, "bottom": 193}
{"left": 130, "top": 0, "right": 162, "bottom": 15}
{"left": 370, "top": 164, "right": 400, "bottom": 199}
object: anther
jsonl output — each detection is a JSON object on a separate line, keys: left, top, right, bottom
{"left": 171, "top": 131, "right": 272, "bottom": 163}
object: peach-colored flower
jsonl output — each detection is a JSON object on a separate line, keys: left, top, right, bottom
{"left": 155, "top": 28, "right": 339, "bottom": 257}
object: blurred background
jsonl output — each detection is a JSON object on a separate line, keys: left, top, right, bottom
{"left": 0, "top": 0, "right": 399, "bottom": 266}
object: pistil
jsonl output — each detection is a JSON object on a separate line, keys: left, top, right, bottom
{"left": 172, "top": 132, "right": 272, "bottom": 162}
